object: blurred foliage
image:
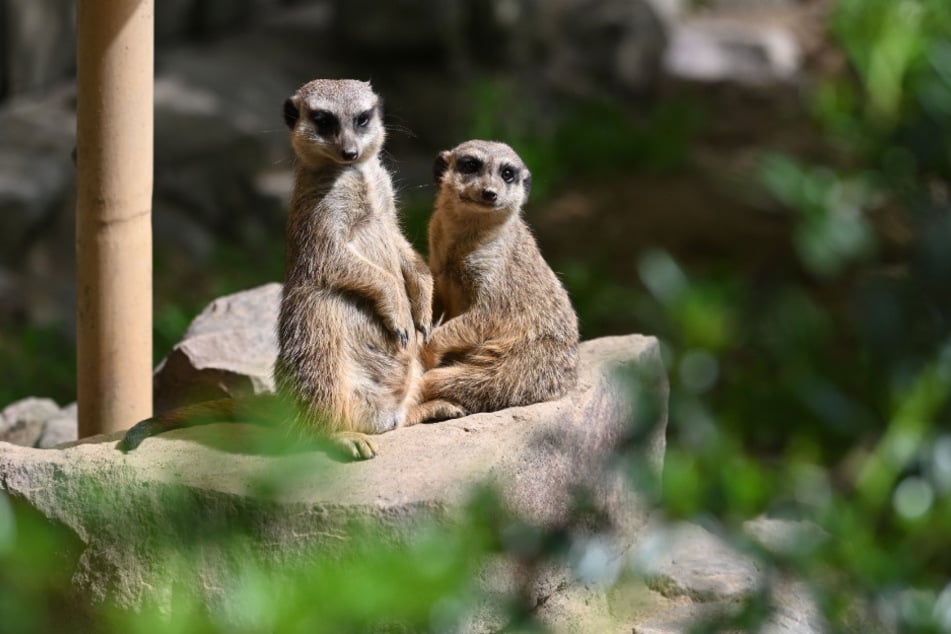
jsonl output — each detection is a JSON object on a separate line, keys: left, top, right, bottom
{"left": 0, "top": 325, "right": 75, "bottom": 407}
{"left": 642, "top": 0, "right": 951, "bottom": 630}
{"left": 153, "top": 237, "right": 287, "bottom": 364}
{"left": 3, "top": 0, "right": 951, "bottom": 631}
{"left": 466, "top": 76, "right": 704, "bottom": 199}
{"left": 464, "top": 0, "right": 951, "bottom": 630}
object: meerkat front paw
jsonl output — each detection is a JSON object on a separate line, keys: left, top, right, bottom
{"left": 332, "top": 431, "right": 378, "bottom": 460}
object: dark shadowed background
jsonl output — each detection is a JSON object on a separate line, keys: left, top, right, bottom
{"left": 1, "top": 0, "right": 950, "bottom": 631}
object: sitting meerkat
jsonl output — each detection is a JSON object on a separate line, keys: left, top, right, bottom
{"left": 405, "top": 140, "right": 579, "bottom": 425}
{"left": 121, "top": 79, "right": 432, "bottom": 459}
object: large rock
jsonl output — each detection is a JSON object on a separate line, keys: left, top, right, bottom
{"left": 36, "top": 402, "right": 78, "bottom": 448}
{"left": 0, "top": 86, "right": 77, "bottom": 326}
{"left": 622, "top": 518, "right": 878, "bottom": 633}
{"left": 0, "top": 397, "right": 59, "bottom": 447}
{"left": 0, "top": 398, "right": 77, "bottom": 449}
{"left": 0, "top": 334, "right": 667, "bottom": 625}
{"left": 535, "top": 0, "right": 675, "bottom": 97}
{"left": 663, "top": 17, "right": 801, "bottom": 86}
{"left": 153, "top": 283, "right": 282, "bottom": 413}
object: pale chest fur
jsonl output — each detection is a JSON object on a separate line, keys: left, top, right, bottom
{"left": 345, "top": 162, "right": 403, "bottom": 273}
{"left": 431, "top": 215, "right": 511, "bottom": 319}
{"left": 285, "top": 161, "right": 403, "bottom": 283}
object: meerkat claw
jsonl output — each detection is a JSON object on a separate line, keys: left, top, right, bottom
{"left": 395, "top": 328, "right": 409, "bottom": 348}
{"left": 418, "top": 323, "right": 432, "bottom": 344}
{"left": 353, "top": 440, "right": 376, "bottom": 459}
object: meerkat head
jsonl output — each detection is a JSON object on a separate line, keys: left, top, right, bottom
{"left": 433, "top": 140, "right": 532, "bottom": 215}
{"left": 283, "top": 79, "right": 385, "bottom": 169}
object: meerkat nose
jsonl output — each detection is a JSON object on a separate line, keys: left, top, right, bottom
{"left": 341, "top": 149, "right": 359, "bottom": 161}
{"left": 481, "top": 189, "right": 498, "bottom": 202}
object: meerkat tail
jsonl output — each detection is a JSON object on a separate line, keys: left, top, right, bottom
{"left": 118, "top": 397, "right": 257, "bottom": 452}
{"left": 404, "top": 399, "right": 467, "bottom": 426}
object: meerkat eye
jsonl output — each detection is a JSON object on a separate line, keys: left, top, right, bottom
{"left": 310, "top": 110, "right": 338, "bottom": 135}
{"left": 457, "top": 156, "right": 482, "bottom": 174}
{"left": 500, "top": 166, "right": 517, "bottom": 183}
{"left": 355, "top": 110, "right": 372, "bottom": 128}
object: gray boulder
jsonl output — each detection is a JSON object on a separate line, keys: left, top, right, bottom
{"left": 627, "top": 518, "right": 881, "bottom": 633}
{"left": 0, "top": 398, "right": 77, "bottom": 448}
{"left": 37, "top": 402, "right": 78, "bottom": 448}
{"left": 663, "top": 17, "right": 801, "bottom": 86}
{"left": 0, "top": 87, "right": 76, "bottom": 268}
{"left": 536, "top": 0, "right": 675, "bottom": 97}
{"left": 0, "top": 396, "right": 59, "bottom": 447}
{"left": 153, "top": 283, "right": 282, "bottom": 413}
{"left": 638, "top": 521, "right": 762, "bottom": 603}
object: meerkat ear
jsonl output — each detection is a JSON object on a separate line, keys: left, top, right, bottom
{"left": 433, "top": 151, "right": 451, "bottom": 184}
{"left": 283, "top": 96, "right": 300, "bottom": 129}
{"left": 522, "top": 171, "right": 532, "bottom": 200}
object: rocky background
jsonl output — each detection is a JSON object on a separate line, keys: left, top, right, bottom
{"left": 0, "top": 0, "right": 827, "bottom": 411}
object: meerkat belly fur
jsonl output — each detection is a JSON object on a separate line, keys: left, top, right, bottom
{"left": 406, "top": 140, "right": 579, "bottom": 424}
{"left": 278, "top": 79, "right": 433, "bottom": 457}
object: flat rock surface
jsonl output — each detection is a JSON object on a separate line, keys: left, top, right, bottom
{"left": 0, "top": 335, "right": 668, "bottom": 621}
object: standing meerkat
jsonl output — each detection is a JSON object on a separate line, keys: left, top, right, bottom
{"left": 406, "top": 140, "right": 579, "bottom": 424}
{"left": 120, "top": 79, "right": 432, "bottom": 459}
{"left": 277, "top": 78, "right": 432, "bottom": 458}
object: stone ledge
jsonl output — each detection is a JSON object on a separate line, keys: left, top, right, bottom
{"left": 0, "top": 334, "right": 668, "bottom": 624}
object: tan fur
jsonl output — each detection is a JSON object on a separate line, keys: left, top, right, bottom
{"left": 277, "top": 79, "right": 433, "bottom": 458}
{"left": 405, "top": 140, "right": 579, "bottom": 425}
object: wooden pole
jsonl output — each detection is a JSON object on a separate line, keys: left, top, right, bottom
{"left": 75, "top": 0, "right": 154, "bottom": 437}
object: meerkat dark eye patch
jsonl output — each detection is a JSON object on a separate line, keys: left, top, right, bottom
{"left": 456, "top": 156, "right": 482, "bottom": 175}
{"left": 355, "top": 110, "right": 373, "bottom": 128}
{"left": 500, "top": 165, "right": 517, "bottom": 184}
{"left": 310, "top": 110, "right": 339, "bottom": 135}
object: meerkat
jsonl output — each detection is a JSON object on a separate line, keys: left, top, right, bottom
{"left": 404, "top": 140, "right": 579, "bottom": 425}
{"left": 120, "top": 79, "right": 432, "bottom": 459}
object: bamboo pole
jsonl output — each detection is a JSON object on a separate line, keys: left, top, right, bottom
{"left": 75, "top": 0, "right": 154, "bottom": 437}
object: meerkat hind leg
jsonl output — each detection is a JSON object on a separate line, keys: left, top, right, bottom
{"left": 331, "top": 431, "right": 378, "bottom": 460}
{"left": 405, "top": 399, "right": 468, "bottom": 426}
